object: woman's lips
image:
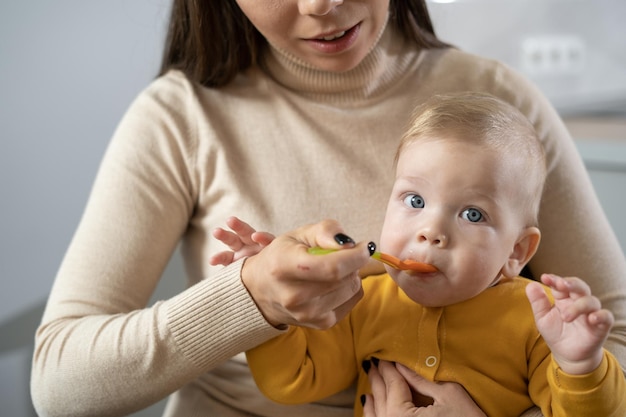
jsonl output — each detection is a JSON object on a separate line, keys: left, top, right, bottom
{"left": 304, "top": 23, "right": 360, "bottom": 54}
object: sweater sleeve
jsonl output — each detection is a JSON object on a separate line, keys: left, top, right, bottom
{"left": 246, "top": 316, "right": 359, "bottom": 405}
{"left": 547, "top": 351, "right": 626, "bottom": 416}
{"left": 30, "top": 74, "right": 282, "bottom": 417}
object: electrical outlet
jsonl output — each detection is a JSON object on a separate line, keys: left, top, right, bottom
{"left": 521, "top": 35, "right": 586, "bottom": 75}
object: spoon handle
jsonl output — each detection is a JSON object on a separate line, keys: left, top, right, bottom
{"left": 307, "top": 246, "right": 437, "bottom": 273}
{"left": 307, "top": 247, "right": 396, "bottom": 267}
{"left": 307, "top": 246, "right": 384, "bottom": 259}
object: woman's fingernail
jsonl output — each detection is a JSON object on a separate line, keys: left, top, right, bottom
{"left": 334, "top": 233, "right": 354, "bottom": 245}
{"left": 360, "top": 394, "right": 366, "bottom": 407}
{"left": 371, "top": 356, "right": 380, "bottom": 367}
{"left": 361, "top": 360, "right": 371, "bottom": 374}
{"left": 367, "top": 242, "right": 376, "bottom": 255}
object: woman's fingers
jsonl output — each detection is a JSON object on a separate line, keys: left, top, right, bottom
{"left": 241, "top": 220, "right": 371, "bottom": 329}
{"left": 364, "top": 360, "right": 486, "bottom": 417}
{"left": 364, "top": 360, "right": 414, "bottom": 417}
{"left": 394, "top": 362, "right": 434, "bottom": 398}
{"left": 363, "top": 361, "right": 385, "bottom": 417}
{"left": 362, "top": 394, "right": 376, "bottom": 417}
{"left": 377, "top": 360, "right": 416, "bottom": 409}
{"left": 279, "top": 240, "right": 368, "bottom": 328}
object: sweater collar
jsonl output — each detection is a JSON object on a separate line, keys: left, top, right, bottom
{"left": 260, "top": 19, "right": 420, "bottom": 103}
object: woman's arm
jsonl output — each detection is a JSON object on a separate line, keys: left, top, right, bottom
{"left": 31, "top": 79, "right": 281, "bottom": 416}
{"left": 246, "top": 316, "right": 360, "bottom": 404}
{"left": 31, "top": 77, "right": 371, "bottom": 416}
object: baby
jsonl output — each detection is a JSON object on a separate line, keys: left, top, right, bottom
{"left": 214, "top": 92, "right": 626, "bottom": 416}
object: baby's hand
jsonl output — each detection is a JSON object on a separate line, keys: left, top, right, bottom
{"left": 209, "top": 216, "right": 275, "bottom": 266}
{"left": 526, "top": 273, "right": 614, "bottom": 375}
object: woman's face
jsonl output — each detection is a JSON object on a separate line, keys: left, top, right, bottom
{"left": 235, "top": 0, "right": 390, "bottom": 72}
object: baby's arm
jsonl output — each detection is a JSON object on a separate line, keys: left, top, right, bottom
{"left": 209, "top": 216, "right": 275, "bottom": 266}
{"left": 526, "top": 273, "right": 614, "bottom": 375}
{"left": 246, "top": 319, "right": 359, "bottom": 404}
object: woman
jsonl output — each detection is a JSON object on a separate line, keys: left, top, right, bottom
{"left": 31, "top": 1, "right": 626, "bottom": 416}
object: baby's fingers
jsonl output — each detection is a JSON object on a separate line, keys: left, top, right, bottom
{"left": 209, "top": 251, "right": 236, "bottom": 266}
{"left": 540, "top": 274, "right": 590, "bottom": 300}
{"left": 224, "top": 216, "right": 258, "bottom": 240}
{"left": 542, "top": 274, "right": 611, "bottom": 325}
{"left": 525, "top": 282, "right": 552, "bottom": 321}
{"left": 561, "top": 295, "right": 602, "bottom": 322}
{"left": 252, "top": 231, "right": 276, "bottom": 247}
{"left": 589, "top": 309, "right": 615, "bottom": 330}
{"left": 212, "top": 227, "right": 242, "bottom": 249}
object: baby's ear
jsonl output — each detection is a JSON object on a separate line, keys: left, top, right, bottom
{"left": 501, "top": 227, "right": 541, "bottom": 278}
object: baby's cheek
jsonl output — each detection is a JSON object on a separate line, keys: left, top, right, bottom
{"left": 465, "top": 251, "right": 500, "bottom": 279}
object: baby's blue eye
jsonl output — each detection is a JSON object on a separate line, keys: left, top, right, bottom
{"left": 403, "top": 194, "right": 425, "bottom": 209}
{"left": 461, "top": 208, "right": 483, "bottom": 223}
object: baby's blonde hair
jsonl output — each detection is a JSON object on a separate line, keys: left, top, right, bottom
{"left": 397, "top": 92, "right": 546, "bottom": 225}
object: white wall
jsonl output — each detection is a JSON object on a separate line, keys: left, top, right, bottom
{"left": 427, "top": 0, "right": 626, "bottom": 115}
{"left": 0, "top": 2, "right": 175, "bottom": 416}
{"left": 1, "top": 1, "right": 624, "bottom": 417}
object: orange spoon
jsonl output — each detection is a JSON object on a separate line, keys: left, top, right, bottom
{"left": 308, "top": 247, "right": 438, "bottom": 273}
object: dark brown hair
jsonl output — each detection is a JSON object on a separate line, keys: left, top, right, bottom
{"left": 159, "top": 0, "right": 450, "bottom": 88}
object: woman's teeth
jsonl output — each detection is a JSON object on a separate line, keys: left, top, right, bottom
{"left": 321, "top": 31, "right": 346, "bottom": 41}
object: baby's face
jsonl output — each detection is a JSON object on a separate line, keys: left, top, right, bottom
{"left": 380, "top": 137, "right": 529, "bottom": 307}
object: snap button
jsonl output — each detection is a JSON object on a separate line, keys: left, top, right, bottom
{"left": 425, "top": 356, "right": 437, "bottom": 367}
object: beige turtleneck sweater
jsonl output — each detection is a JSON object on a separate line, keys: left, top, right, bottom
{"left": 31, "top": 23, "right": 626, "bottom": 417}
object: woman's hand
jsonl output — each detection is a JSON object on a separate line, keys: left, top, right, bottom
{"left": 210, "top": 216, "right": 276, "bottom": 266}
{"left": 363, "top": 360, "right": 486, "bottom": 417}
{"left": 240, "top": 219, "right": 373, "bottom": 329}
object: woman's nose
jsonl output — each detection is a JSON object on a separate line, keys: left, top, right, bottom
{"left": 298, "top": 0, "right": 343, "bottom": 16}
